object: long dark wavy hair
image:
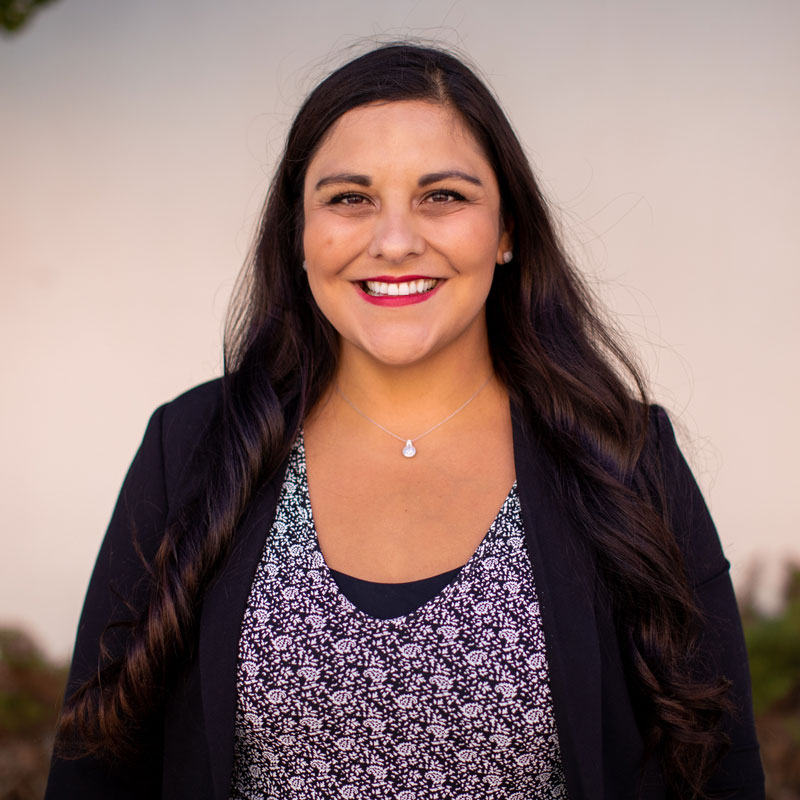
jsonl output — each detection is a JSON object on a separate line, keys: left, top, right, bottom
{"left": 57, "top": 43, "right": 731, "bottom": 796}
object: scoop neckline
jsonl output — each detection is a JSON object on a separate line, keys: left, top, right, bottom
{"left": 293, "top": 429, "right": 518, "bottom": 626}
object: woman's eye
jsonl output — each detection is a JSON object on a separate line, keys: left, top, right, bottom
{"left": 425, "top": 189, "right": 466, "bottom": 204}
{"left": 329, "top": 192, "right": 369, "bottom": 206}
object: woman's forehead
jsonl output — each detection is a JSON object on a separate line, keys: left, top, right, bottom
{"left": 306, "top": 100, "right": 492, "bottom": 181}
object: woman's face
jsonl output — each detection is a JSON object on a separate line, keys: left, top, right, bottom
{"left": 302, "top": 100, "right": 511, "bottom": 369}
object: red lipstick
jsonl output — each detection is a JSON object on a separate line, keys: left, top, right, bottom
{"left": 356, "top": 276, "right": 443, "bottom": 307}
{"left": 365, "top": 275, "right": 431, "bottom": 283}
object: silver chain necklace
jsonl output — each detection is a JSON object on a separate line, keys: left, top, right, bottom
{"left": 335, "top": 373, "right": 493, "bottom": 458}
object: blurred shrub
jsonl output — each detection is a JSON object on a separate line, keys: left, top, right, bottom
{"left": 742, "top": 565, "right": 800, "bottom": 799}
{"left": 0, "top": 628, "right": 67, "bottom": 800}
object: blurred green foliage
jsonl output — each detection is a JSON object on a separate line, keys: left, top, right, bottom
{"left": 745, "top": 568, "right": 800, "bottom": 715}
{"left": 0, "top": 0, "right": 60, "bottom": 33}
{"left": 741, "top": 565, "right": 800, "bottom": 797}
{"left": 742, "top": 569, "right": 800, "bottom": 714}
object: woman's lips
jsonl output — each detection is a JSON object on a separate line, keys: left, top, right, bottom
{"left": 356, "top": 275, "right": 443, "bottom": 306}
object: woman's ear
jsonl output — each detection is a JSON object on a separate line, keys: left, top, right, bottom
{"left": 496, "top": 222, "right": 514, "bottom": 265}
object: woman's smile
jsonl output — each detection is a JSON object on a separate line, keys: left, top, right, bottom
{"left": 357, "top": 275, "right": 443, "bottom": 306}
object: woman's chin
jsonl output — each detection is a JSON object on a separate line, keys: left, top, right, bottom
{"left": 358, "top": 345, "right": 434, "bottom": 369}
{"left": 339, "top": 333, "right": 438, "bottom": 370}
{"left": 340, "top": 325, "right": 487, "bottom": 372}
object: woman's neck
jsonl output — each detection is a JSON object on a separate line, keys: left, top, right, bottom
{"left": 329, "top": 340, "right": 496, "bottom": 433}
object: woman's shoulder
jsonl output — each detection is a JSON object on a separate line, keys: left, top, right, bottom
{"left": 645, "top": 403, "right": 679, "bottom": 451}
{"left": 642, "top": 403, "right": 728, "bottom": 586}
{"left": 643, "top": 403, "right": 704, "bottom": 511}
{"left": 158, "top": 377, "right": 224, "bottom": 435}
{"left": 135, "top": 378, "right": 225, "bottom": 499}
{"left": 160, "top": 375, "right": 223, "bottom": 428}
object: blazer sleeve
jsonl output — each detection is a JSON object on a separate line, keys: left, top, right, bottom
{"left": 45, "top": 404, "right": 171, "bottom": 799}
{"left": 651, "top": 407, "right": 765, "bottom": 798}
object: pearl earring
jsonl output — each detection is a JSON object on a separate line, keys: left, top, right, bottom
{"left": 302, "top": 260, "right": 308, "bottom": 272}
{"left": 502, "top": 251, "right": 513, "bottom": 264}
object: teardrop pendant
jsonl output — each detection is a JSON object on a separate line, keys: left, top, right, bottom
{"left": 402, "top": 439, "right": 417, "bottom": 458}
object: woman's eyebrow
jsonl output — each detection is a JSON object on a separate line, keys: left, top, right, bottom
{"left": 314, "top": 173, "right": 371, "bottom": 190}
{"left": 418, "top": 171, "right": 482, "bottom": 187}
{"left": 314, "top": 171, "right": 483, "bottom": 190}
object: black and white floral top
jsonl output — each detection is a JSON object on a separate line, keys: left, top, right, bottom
{"left": 230, "top": 435, "right": 567, "bottom": 799}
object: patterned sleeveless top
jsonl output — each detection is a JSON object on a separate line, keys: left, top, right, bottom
{"left": 230, "top": 435, "right": 567, "bottom": 799}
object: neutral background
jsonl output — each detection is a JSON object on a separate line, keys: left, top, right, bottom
{"left": 2, "top": 0, "right": 798, "bottom": 660}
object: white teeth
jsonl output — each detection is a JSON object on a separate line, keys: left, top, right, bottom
{"left": 364, "top": 279, "right": 438, "bottom": 297}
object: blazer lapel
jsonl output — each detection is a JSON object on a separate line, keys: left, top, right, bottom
{"left": 197, "top": 458, "right": 289, "bottom": 800}
{"left": 512, "top": 408, "right": 603, "bottom": 799}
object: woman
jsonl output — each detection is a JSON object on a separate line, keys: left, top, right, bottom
{"left": 46, "top": 44, "right": 763, "bottom": 798}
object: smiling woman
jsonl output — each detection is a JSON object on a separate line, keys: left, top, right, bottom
{"left": 45, "top": 44, "right": 764, "bottom": 799}
{"left": 303, "top": 101, "right": 510, "bottom": 374}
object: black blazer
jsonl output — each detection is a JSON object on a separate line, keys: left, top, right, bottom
{"left": 46, "top": 380, "right": 764, "bottom": 798}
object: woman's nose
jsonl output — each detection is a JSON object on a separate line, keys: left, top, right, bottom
{"left": 366, "top": 206, "right": 425, "bottom": 263}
